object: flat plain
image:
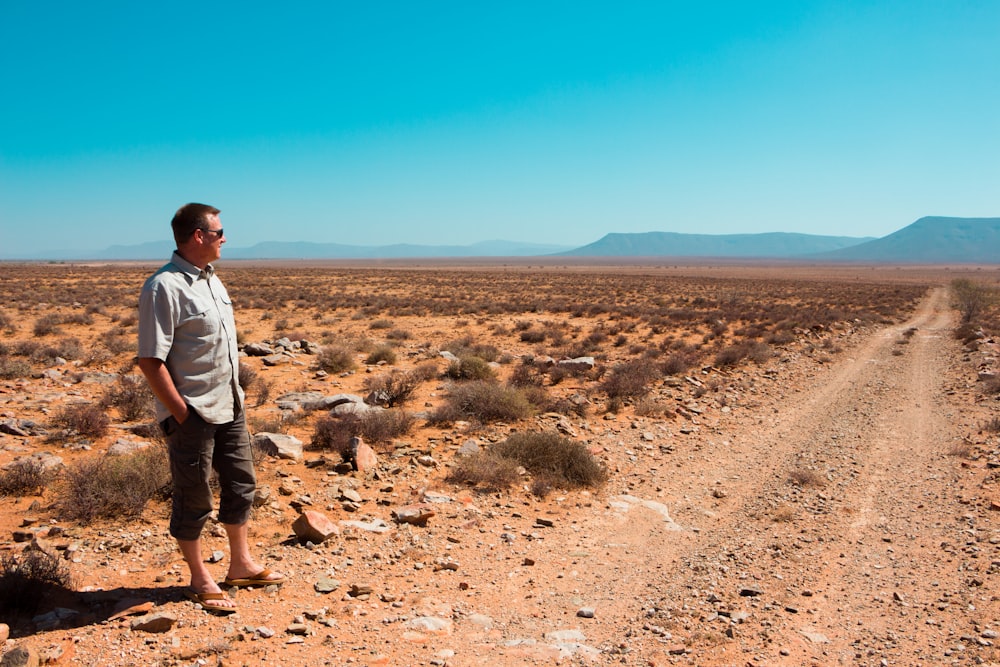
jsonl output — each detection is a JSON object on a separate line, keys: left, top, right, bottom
{"left": 1, "top": 260, "right": 998, "bottom": 667}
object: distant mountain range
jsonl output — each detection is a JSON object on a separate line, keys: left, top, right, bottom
{"left": 4, "top": 216, "right": 998, "bottom": 263}
{"left": 560, "top": 231, "right": 871, "bottom": 257}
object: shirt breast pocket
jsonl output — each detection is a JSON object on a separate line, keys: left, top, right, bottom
{"left": 178, "top": 298, "right": 219, "bottom": 337}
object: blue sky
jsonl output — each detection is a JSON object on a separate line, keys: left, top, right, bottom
{"left": 2, "top": 1, "right": 997, "bottom": 257}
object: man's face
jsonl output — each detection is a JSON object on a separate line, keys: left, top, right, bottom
{"left": 198, "top": 213, "right": 225, "bottom": 263}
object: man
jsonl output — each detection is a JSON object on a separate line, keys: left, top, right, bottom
{"left": 138, "top": 203, "right": 283, "bottom": 613}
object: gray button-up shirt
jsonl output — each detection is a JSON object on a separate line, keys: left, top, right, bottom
{"left": 138, "top": 252, "right": 244, "bottom": 424}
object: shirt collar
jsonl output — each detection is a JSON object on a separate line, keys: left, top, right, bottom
{"left": 170, "top": 251, "right": 214, "bottom": 282}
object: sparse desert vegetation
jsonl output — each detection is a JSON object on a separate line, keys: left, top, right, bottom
{"left": 1, "top": 261, "right": 998, "bottom": 665}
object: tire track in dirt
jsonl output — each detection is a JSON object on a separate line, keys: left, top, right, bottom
{"left": 611, "top": 287, "right": 996, "bottom": 666}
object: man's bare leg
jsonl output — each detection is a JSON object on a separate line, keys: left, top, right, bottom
{"left": 223, "top": 522, "right": 283, "bottom": 583}
{"left": 177, "top": 537, "right": 235, "bottom": 608}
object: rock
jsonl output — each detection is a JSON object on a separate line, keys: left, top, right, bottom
{"left": 556, "top": 357, "right": 595, "bottom": 372}
{"left": 351, "top": 437, "right": 378, "bottom": 473}
{"left": 256, "top": 626, "right": 275, "bottom": 638}
{"left": 207, "top": 550, "right": 225, "bottom": 563}
{"left": 331, "top": 401, "right": 383, "bottom": 417}
{"left": 0, "top": 647, "right": 39, "bottom": 667}
{"left": 439, "top": 351, "right": 459, "bottom": 362}
{"left": 311, "top": 393, "right": 365, "bottom": 411}
{"left": 393, "top": 504, "right": 435, "bottom": 526}
{"left": 286, "top": 623, "right": 309, "bottom": 635}
{"left": 32, "top": 608, "right": 79, "bottom": 631}
{"left": 544, "top": 629, "right": 586, "bottom": 642}
{"left": 253, "top": 433, "right": 303, "bottom": 461}
{"left": 292, "top": 510, "right": 340, "bottom": 544}
{"left": 314, "top": 577, "right": 341, "bottom": 594}
{"left": 130, "top": 612, "right": 177, "bottom": 633}
{"left": 406, "top": 616, "right": 452, "bottom": 635}
{"left": 0, "top": 420, "right": 30, "bottom": 437}
{"left": 253, "top": 486, "right": 271, "bottom": 507}
{"left": 577, "top": 607, "right": 595, "bottom": 618}
{"left": 243, "top": 342, "right": 274, "bottom": 356}
{"left": 340, "top": 518, "right": 391, "bottom": 533}
{"left": 274, "top": 391, "right": 323, "bottom": 410}
{"left": 739, "top": 585, "right": 763, "bottom": 597}
{"left": 799, "top": 628, "right": 831, "bottom": 644}
{"left": 457, "top": 439, "right": 480, "bottom": 456}
{"left": 261, "top": 353, "right": 290, "bottom": 367}
{"left": 106, "top": 438, "right": 151, "bottom": 456}
{"left": 27, "top": 536, "right": 59, "bottom": 559}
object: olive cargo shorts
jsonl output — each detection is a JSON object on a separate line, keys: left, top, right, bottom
{"left": 160, "top": 408, "right": 256, "bottom": 541}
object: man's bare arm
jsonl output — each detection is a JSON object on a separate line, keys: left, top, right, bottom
{"left": 137, "top": 357, "right": 190, "bottom": 423}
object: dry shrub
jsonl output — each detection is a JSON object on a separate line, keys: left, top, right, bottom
{"left": 771, "top": 504, "right": 798, "bottom": 523}
{"left": 788, "top": 468, "right": 825, "bottom": 488}
{"left": 51, "top": 403, "right": 110, "bottom": 439}
{"left": 316, "top": 346, "right": 356, "bottom": 373}
{"left": 634, "top": 396, "right": 674, "bottom": 418}
{"left": 57, "top": 445, "right": 170, "bottom": 524}
{"left": 0, "top": 356, "right": 31, "bottom": 380}
{"left": 364, "top": 370, "right": 423, "bottom": 407}
{"left": 0, "top": 459, "right": 52, "bottom": 497}
{"left": 446, "top": 452, "right": 521, "bottom": 491}
{"left": 714, "top": 341, "right": 772, "bottom": 367}
{"left": 428, "top": 381, "right": 533, "bottom": 425}
{"left": 101, "top": 374, "right": 155, "bottom": 422}
{"left": 33, "top": 313, "right": 63, "bottom": 336}
{"left": 982, "top": 376, "right": 1000, "bottom": 395}
{"left": 600, "top": 359, "right": 660, "bottom": 400}
{"left": 444, "top": 337, "right": 499, "bottom": 362}
{"left": 365, "top": 345, "right": 397, "bottom": 365}
{"left": 253, "top": 378, "right": 273, "bottom": 407}
{"left": 238, "top": 363, "right": 257, "bottom": 390}
{"left": 445, "top": 355, "right": 496, "bottom": 381}
{"left": 0, "top": 550, "right": 73, "bottom": 616}
{"left": 489, "top": 431, "right": 606, "bottom": 491}
{"left": 358, "top": 409, "right": 415, "bottom": 444}
{"left": 310, "top": 414, "right": 357, "bottom": 458}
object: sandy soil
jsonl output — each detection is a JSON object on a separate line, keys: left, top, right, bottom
{"left": 1, "top": 273, "right": 998, "bottom": 666}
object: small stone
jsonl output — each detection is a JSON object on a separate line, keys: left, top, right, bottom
{"left": 314, "top": 577, "right": 340, "bottom": 594}
{"left": 130, "top": 612, "right": 177, "bottom": 633}
{"left": 256, "top": 626, "right": 275, "bottom": 638}
{"left": 0, "top": 646, "right": 40, "bottom": 667}
{"left": 739, "top": 585, "right": 762, "bottom": 597}
{"left": 207, "top": 550, "right": 225, "bottom": 563}
{"left": 286, "top": 623, "right": 309, "bottom": 636}
{"left": 577, "top": 607, "right": 596, "bottom": 618}
{"left": 292, "top": 510, "right": 340, "bottom": 544}
{"left": 393, "top": 504, "right": 435, "bottom": 526}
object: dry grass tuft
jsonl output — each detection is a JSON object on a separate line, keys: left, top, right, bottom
{"left": 56, "top": 445, "right": 170, "bottom": 524}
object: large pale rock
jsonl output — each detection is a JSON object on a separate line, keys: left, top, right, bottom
{"left": 242, "top": 342, "right": 274, "bottom": 356}
{"left": 557, "top": 357, "right": 595, "bottom": 372}
{"left": 292, "top": 510, "right": 340, "bottom": 544}
{"left": 253, "top": 433, "right": 303, "bottom": 461}
{"left": 308, "top": 394, "right": 363, "bottom": 411}
{"left": 107, "top": 438, "right": 151, "bottom": 456}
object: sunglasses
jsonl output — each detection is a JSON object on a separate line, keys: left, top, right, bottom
{"left": 199, "top": 227, "right": 224, "bottom": 238}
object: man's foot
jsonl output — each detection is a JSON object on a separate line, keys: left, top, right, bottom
{"left": 185, "top": 588, "right": 237, "bottom": 614}
{"left": 223, "top": 567, "right": 285, "bottom": 588}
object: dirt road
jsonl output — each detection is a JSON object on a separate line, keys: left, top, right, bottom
{"left": 533, "top": 286, "right": 998, "bottom": 666}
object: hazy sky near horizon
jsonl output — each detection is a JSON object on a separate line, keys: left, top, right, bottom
{"left": 2, "top": 1, "right": 998, "bottom": 257}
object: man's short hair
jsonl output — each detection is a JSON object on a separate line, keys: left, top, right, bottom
{"left": 171, "top": 203, "right": 221, "bottom": 245}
